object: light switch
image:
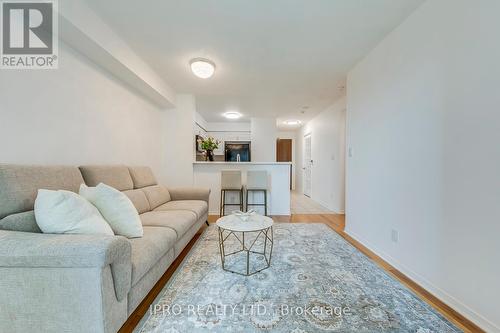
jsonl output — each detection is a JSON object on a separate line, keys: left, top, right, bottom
{"left": 391, "top": 229, "right": 399, "bottom": 243}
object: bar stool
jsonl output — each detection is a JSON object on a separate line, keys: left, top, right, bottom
{"left": 245, "top": 170, "right": 268, "bottom": 215}
{"left": 220, "top": 170, "right": 243, "bottom": 216}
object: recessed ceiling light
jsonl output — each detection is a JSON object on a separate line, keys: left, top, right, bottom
{"left": 190, "top": 58, "right": 215, "bottom": 79}
{"left": 284, "top": 120, "right": 302, "bottom": 126}
{"left": 223, "top": 111, "right": 242, "bottom": 120}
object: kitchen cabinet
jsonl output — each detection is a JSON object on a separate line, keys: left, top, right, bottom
{"left": 195, "top": 125, "right": 251, "bottom": 156}
{"left": 205, "top": 131, "right": 251, "bottom": 155}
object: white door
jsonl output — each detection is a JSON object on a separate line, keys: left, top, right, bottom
{"left": 303, "top": 134, "right": 312, "bottom": 197}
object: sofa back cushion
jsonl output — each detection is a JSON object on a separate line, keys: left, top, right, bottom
{"left": 129, "top": 166, "right": 157, "bottom": 189}
{"left": 79, "top": 165, "right": 133, "bottom": 191}
{"left": 0, "top": 164, "right": 85, "bottom": 233}
{"left": 0, "top": 164, "right": 85, "bottom": 220}
{"left": 141, "top": 185, "right": 171, "bottom": 210}
{"left": 123, "top": 189, "right": 151, "bottom": 214}
{"left": 0, "top": 211, "right": 41, "bottom": 233}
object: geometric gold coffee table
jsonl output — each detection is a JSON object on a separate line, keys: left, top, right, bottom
{"left": 216, "top": 213, "right": 274, "bottom": 276}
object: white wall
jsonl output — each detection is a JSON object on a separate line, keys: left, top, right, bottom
{"left": 296, "top": 97, "right": 346, "bottom": 213}
{"left": 0, "top": 42, "right": 172, "bottom": 183}
{"left": 251, "top": 118, "right": 277, "bottom": 162}
{"left": 163, "top": 94, "right": 196, "bottom": 187}
{"left": 194, "top": 112, "right": 209, "bottom": 132}
{"left": 59, "top": 0, "right": 175, "bottom": 107}
{"left": 345, "top": 0, "right": 500, "bottom": 331}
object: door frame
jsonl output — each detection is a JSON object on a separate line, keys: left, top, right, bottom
{"left": 303, "top": 133, "right": 312, "bottom": 197}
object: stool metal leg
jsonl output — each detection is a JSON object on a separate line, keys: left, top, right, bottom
{"left": 240, "top": 189, "right": 244, "bottom": 211}
{"left": 245, "top": 189, "right": 249, "bottom": 212}
{"left": 221, "top": 188, "right": 245, "bottom": 216}
{"left": 245, "top": 189, "right": 268, "bottom": 215}
{"left": 223, "top": 190, "right": 226, "bottom": 216}
{"left": 264, "top": 190, "right": 267, "bottom": 216}
{"left": 220, "top": 189, "right": 225, "bottom": 217}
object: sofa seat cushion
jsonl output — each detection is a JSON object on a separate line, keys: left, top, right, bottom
{"left": 140, "top": 210, "right": 197, "bottom": 240}
{"left": 128, "top": 226, "right": 177, "bottom": 286}
{"left": 154, "top": 200, "right": 208, "bottom": 219}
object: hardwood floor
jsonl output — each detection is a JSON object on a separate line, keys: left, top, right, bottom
{"left": 290, "top": 191, "right": 334, "bottom": 214}
{"left": 119, "top": 214, "right": 483, "bottom": 333}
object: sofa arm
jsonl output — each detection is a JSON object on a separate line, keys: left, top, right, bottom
{"left": 169, "top": 187, "right": 211, "bottom": 203}
{"left": 0, "top": 230, "right": 132, "bottom": 301}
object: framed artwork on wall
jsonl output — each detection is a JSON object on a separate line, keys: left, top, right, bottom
{"left": 195, "top": 135, "right": 204, "bottom": 152}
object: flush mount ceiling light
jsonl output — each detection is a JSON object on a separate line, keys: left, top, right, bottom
{"left": 284, "top": 120, "right": 302, "bottom": 126}
{"left": 190, "top": 58, "right": 216, "bottom": 79}
{"left": 223, "top": 111, "right": 242, "bottom": 120}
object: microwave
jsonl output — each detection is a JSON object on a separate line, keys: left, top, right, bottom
{"left": 224, "top": 141, "right": 251, "bottom": 162}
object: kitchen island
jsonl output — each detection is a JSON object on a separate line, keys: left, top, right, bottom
{"left": 193, "top": 161, "right": 291, "bottom": 215}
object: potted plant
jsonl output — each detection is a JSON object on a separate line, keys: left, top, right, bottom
{"left": 197, "top": 136, "right": 220, "bottom": 161}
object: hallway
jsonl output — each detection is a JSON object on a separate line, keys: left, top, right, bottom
{"left": 290, "top": 190, "right": 333, "bottom": 214}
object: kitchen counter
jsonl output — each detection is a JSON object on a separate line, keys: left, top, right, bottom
{"left": 193, "top": 161, "right": 291, "bottom": 215}
{"left": 193, "top": 161, "right": 291, "bottom": 165}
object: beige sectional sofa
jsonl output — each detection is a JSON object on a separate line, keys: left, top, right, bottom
{"left": 0, "top": 164, "right": 210, "bottom": 333}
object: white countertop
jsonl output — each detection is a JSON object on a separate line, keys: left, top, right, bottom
{"left": 193, "top": 161, "right": 292, "bottom": 165}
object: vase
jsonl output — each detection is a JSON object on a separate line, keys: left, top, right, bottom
{"left": 206, "top": 150, "right": 214, "bottom": 161}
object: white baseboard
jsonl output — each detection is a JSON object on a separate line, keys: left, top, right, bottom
{"left": 312, "top": 196, "right": 344, "bottom": 215}
{"left": 314, "top": 197, "right": 336, "bottom": 212}
{"left": 344, "top": 229, "right": 500, "bottom": 333}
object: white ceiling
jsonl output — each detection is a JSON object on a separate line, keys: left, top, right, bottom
{"left": 87, "top": 0, "right": 423, "bottom": 128}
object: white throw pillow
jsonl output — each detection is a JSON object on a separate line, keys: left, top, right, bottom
{"left": 80, "top": 183, "right": 143, "bottom": 238}
{"left": 34, "top": 189, "right": 114, "bottom": 235}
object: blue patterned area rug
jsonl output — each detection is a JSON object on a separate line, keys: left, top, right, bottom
{"left": 136, "top": 223, "right": 461, "bottom": 333}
